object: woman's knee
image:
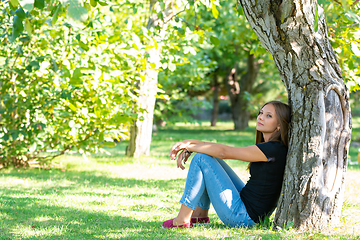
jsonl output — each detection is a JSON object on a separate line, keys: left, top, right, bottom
{"left": 194, "top": 152, "right": 211, "bottom": 158}
{"left": 192, "top": 153, "right": 214, "bottom": 163}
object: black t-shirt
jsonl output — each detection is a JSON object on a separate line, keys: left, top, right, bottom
{"left": 240, "top": 141, "right": 288, "bottom": 223}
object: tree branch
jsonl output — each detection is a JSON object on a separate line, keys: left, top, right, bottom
{"left": 351, "top": 0, "right": 360, "bottom": 6}
{"left": 164, "top": 2, "right": 189, "bottom": 25}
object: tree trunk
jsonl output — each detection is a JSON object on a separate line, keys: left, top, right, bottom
{"left": 126, "top": 60, "right": 159, "bottom": 157}
{"left": 239, "top": 0, "right": 351, "bottom": 230}
{"left": 225, "top": 66, "right": 241, "bottom": 129}
{"left": 237, "top": 54, "right": 261, "bottom": 129}
{"left": 126, "top": 0, "right": 174, "bottom": 157}
{"left": 225, "top": 55, "right": 261, "bottom": 130}
{"left": 211, "top": 75, "right": 219, "bottom": 127}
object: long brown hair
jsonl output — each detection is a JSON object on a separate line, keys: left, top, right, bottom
{"left": 247, "top": 101, "right": 291, "bottom": 169}
{"left": 255, "top": 101, "right": 291, "bottom": 147}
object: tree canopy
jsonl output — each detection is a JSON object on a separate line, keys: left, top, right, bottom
{"left": 0, "top": 0, "right": 147, "bottom": 166}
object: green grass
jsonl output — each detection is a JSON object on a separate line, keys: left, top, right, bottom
{"left": 349, "top": 116, "right": 360, "bottom": 171}
{"left": 0, "top": 120, "right": 360, "bottom": 239}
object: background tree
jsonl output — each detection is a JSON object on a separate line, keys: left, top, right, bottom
{"left": 157, "top": 0, "right": 285, "bottom": 129}
{"left": 126, "top": 0, "right": 175, "bottom": 157}
{"left": 195, "top": 1, "right": 285, "bottom": 130}
{"left": 126, "top": 0, "right": 225, "bottom": 156}
{"left": 156, "top": 47, "right": 216, "bottom": 125}
{"left": 224, "top": 55, "right": 262, "bottom": 130}
{"left": 320, "top": 0, "right": 360, "bottom": 92}
{"left": 0, "top": 0, "right": 144, "bottom": 167}
{"left": 238, "top": 0, "right": 353, "bottom": 230}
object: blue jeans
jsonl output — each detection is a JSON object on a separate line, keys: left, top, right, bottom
{"left": 180, "top": 153, "right": 255, "bottom": 228}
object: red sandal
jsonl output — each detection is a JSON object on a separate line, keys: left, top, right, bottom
{"left": 191, "top": 217, "right": 210, "bottom": 226}
{"left": 162, "top": 218, "right": 193, "bottom": 229}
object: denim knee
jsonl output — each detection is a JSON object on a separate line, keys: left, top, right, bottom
{"left": 191, "top": 153, "right": 213, "bottom": 164}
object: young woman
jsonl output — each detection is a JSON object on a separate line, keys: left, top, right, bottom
{"left": 162, "top": 101, "right": 291, "bottom": 228}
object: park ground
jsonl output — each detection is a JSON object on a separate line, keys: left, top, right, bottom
{"left": 0, "top": 120, "right": 360, "bottom": 239}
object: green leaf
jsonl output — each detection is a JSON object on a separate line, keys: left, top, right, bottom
{"left": 51, "top": 58, "right": 59, "bottom": 72}
{"left": 90, "top": 0, "right": 97, "bottom": 7}
{"left": 210, "top": 36, "right": 220, "bottom": 46}
{"left": 19, "top": 0, "right": 34, "bottom": 11}
{"left": 13, "top": 15, "right": 24, "bottom": 32}
{"left": 34, "top": 0, "right": 45, "bottom": 9}
{"left": 10, "top": 0, "right": 19, "bottom": 8}
{"left": 73, "top": 68, "right": 82, "bottom": 78}
{"left": 132, "top": 5, "right": 137, "bottom": 14}
{"left": 149, "top": 62, "right": 156, "bottom": 69}
{"left": 26, "top": 60, "right": 40, "bottom": 71}
{"left": 212, "top": 3, "right": 219, "bottom": 19}
{"left": 29, "top": 60, "right": 40, "bottom": 69}
{"left": 16, "top": 45, "right": 23, "bottom": 55}
{"left": 19, "top": 36, "right": 31, "bottom": 42}
{"left": 78, "top": 41, "right": 89, "bottom": 51}
{"left": 98, "top": 132, "right": 104, "bottom": 143}
{"left": 177, "top": 27, "right": 185, "bottom": 35}
{"left": 24, "top": 19, "right": 32, "bottom": 36}
{"left": 11, "top": 30, "right": 20, "bottom": 42}
{"left": 15, "top": 8, "right": 26, "bottom": 19}
{"left": 2, "top": 134, "right": 9, "bottom": 142}
{"left": 52, "top": 4, "right": 62, "bottom": 25}
{"left": 68, "top": 102, "right": 77, "bottom": 111}
{"left": 314, "top": 4, "right": 319, "bottom": 32}
{"left": 70, "top": 68, "right": 83, "bottom": 85}
{"left": 66, "top": 1, "right": 88, "bottom": 22}
{"left": 98, "top": 1, "right": 107, "bottom": 6}
{"left": 10, "top": 130, "right": 19, "bottom": 141}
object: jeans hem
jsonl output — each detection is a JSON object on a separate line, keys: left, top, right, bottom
{"left": 179, "top": 200, "right": 197, "bottom": 211}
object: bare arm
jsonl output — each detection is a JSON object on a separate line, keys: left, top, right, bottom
{"left": 170, "top": 139, "right": 268, "bottom": 170}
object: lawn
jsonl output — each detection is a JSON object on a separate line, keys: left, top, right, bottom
{"left": 0, "top": 120, "right": 359, "bottom": 239}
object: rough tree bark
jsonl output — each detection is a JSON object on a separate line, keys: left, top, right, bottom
{"left": 126, "top": 0, "right": 174, "bottom": 157}
{"left": 225, "top": 54, "right": 261, "bottom": 130}
{"left": 238, "top": 0, "right": 351, "bottom": 230}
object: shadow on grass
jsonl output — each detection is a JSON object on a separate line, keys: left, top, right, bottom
{"left": 2, "top": 169, "right": 357, "bottom": 239}
{"left": 0, "top": 169, "right": 194, "bottom": 239}
{"left": 0, "top": 197, "right": 185, "bottom": 240}
{"left": 1, "top": 195, "right": 137, "bottom": 239}
{"left": 1, "top": 168, "right": 184, "bottom": 193}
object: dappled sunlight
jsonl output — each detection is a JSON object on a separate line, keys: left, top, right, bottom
{"left": 0, "top": 154, "right": 358, "bottom": 238}
{"left": 323, "top": 170, "right": 360, "bottom": 236}
{"left": 0, "top": 169, "right": 188, "bottom": 238}
{"left": 0, "top": 120, "right": 358, "bottom": 238}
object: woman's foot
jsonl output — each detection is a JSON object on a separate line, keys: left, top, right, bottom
{"left": 162, "top": 218, "right": 193, "bottom": 229}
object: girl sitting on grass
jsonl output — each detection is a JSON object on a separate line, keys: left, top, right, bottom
{"left": 162, "top": 101, "right": 291, "bottom": 228}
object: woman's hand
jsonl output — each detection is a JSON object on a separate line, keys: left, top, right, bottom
{"left": 170, "top": 141, "right": 186, "bottom": 160}
{"left": 170, "top": 141, "right": 191, "bottom": 170}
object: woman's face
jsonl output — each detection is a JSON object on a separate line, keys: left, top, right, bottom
{"left": 256, "top": 104, "right": 280, "bottom": 134}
